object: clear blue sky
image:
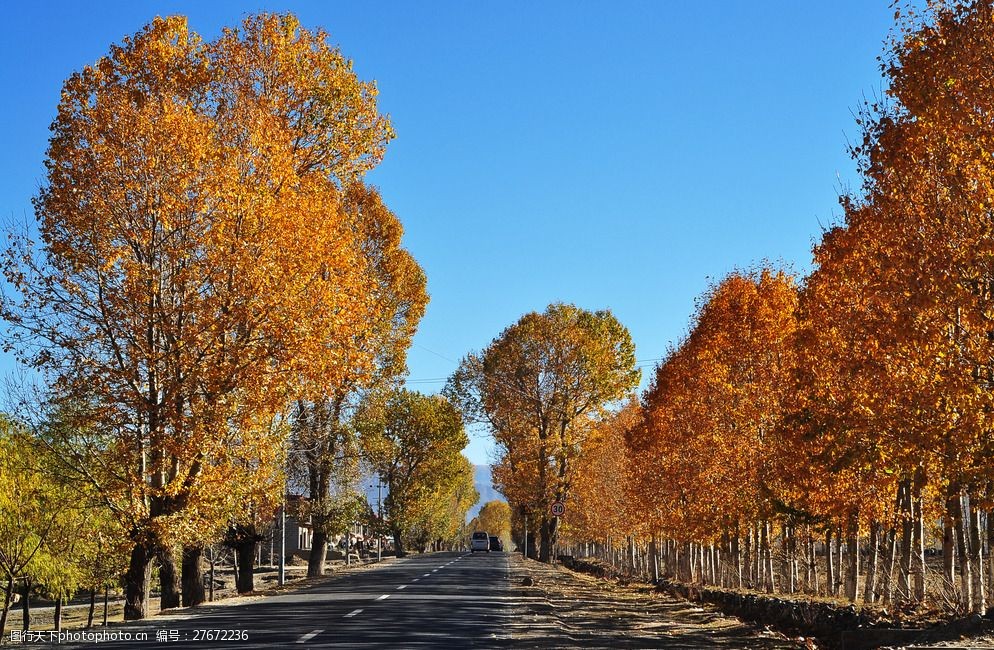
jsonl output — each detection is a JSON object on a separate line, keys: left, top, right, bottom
{"left": 0, "top": 2, "right": 897, "bottom": 464}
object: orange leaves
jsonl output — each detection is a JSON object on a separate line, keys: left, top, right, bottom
{"left": 632, "top": 268, "right": 798, "bottom": 542}
{"left": 448, "top": 304, "right": 639, "bottom": 559}
{"left": 3, "top": 12, "right": 421, "bottom": 564}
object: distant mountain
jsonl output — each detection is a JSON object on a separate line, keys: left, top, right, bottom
{"left": 468, "top": 464, "right": 504, "bottom": 521}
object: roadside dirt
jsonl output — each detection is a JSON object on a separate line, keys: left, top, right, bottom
{"left": 2, "top": 557, "right": 391, "bottom": 635}
{"left": 506, "top": 554, "right": 807, "bottom": 649}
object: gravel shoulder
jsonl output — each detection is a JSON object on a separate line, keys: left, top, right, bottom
{"left": 505, "top": 554, "right": 806, "bottom": 649}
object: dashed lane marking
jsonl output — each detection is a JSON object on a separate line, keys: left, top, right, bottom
{"left": 296, "top": 630, "right": 323, "bottom": 644}
{"left": 376, "top": 594, "right": 390, "bottom": 601}
{"left": 396, "top": 585, "right": 407, "bottom": 590}
{"left": 423, "top": 573, "right": 430, "bottom": 577}
{"left": 344, "top": 609, "right": 363, "bottom": 618}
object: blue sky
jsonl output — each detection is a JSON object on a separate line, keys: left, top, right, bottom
{"left": 0, "top": 2, "right": 897, "bottom": 464}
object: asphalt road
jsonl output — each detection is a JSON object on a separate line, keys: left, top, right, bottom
{"left": 33, "top": 551, "right": 511, "bottom": 649}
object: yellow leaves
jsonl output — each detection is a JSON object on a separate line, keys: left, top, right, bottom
{"left": 2, "top": 10, "right": 427, "bottom": 569}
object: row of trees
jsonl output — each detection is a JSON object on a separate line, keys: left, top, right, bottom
{"left": 0, "top": 12, "right": 476, "bottom": 630}
{"left": 445, "top": 303, "right": 641, "bottom": 562}
{"left": 555, "top": 0, "right": 994, "bottom": 615}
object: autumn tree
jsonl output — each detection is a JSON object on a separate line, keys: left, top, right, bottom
{"left": 1, "top": 13, "right": 403, "bottom": 619}
{"left": 811, "top": 0, "right": 994, "bottom": 611}
{"left": 404, "top": 454, "right": 478, "bottom": 552}
{"left": 0, "top": 420, "right": 71, "bottom": 635}
{"left": 565, "top": 403, "right": 640, "bottom": 553}
{"left": 446, "top": 303, "right": 639, "bottom": 562}
{"left": 475, "top": 500, "right": 513, "bottom": 544}
{"left": 629, "top": 269, "right": 798, "bottom": 589}
{"left": 290, "top": 183, "right": 427, "bottom": 577}
{"left": 357, "top": 389, "right": 472, "bottom": 557}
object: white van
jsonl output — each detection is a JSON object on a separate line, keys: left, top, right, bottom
{"left": 470, "top": 531, "right": 490, "bottom": 552}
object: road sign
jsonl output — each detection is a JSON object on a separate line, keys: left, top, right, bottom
{"left": 550, "top": 501, "right": 565, "bottom": 517}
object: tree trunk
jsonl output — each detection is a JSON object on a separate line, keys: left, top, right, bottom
{"left": 988, "top": 510, "right": 994, "bottom": 606}
{"left": 207, "top": 547, "right": 216, "bottom": 602}
{"left": 762, "top": 521, "right": 775, "bottom": 594}
{"left": 807, "top": 531, "right": 818, "bottom": 595}
{"left": 54, "top": 597, "right": 62, "bottom": 632}
{"left": 124, "top": 540, "right": 155, "bottom": 620}
{"left": 956, "top": 490, "right": 973, "bottom": 609}
{"left": 391, "top": 526, "right": 406, "bottom": 559}
{"left": 881, "top": 525, "right": 898, "bottom": 605}
{"left": 731, "top": 520, "right": 742, "bottom": 589}
{"left": 864, "top": 521, "right": 880, "bottom": 603}
{"left": 158, "top": 545, "right": 181, "bottom": 610}
{"left": 0, "top": 576, "right": 13, "bottom": 637}
{"left": 788, "top": 526, "right": 798, "bottom": 594}
{"left": 649, "top": 535, "right": 659, "bottom": 583}
{"left": 898, "top": 478, "right": 913, "bottom": 601}
{"left": 86, "top": 588, "right": 96, "bottom": 628}
{"left": 944, "top": 508, "right": 956, "bottom": 591}
{"left": 539, "top": 516, "right": 554, "bottom": 563}
{"left": 308, "top": 529, "right": 329, "bottom": 575}
{"left": 236, "top": 539, "right": 256, "bottom": 593}
{"left": 913, "top": 470, "right": 926, "bottom": 602}
{"left": 844, "top": 511, "right": 860, "bottom": 602}
{"left": 744, "top": 524, "right": 753, "bottom": 588}
{"left": 103, "top": 586, "right": 109, "bottom": 627}
{"left": 969, "top": 500, "right": 985, "bottom": 614}
{"left": 181, "top": 546, "right": 206, "bottom": 607}
{"left": 20, "top": 579, "right": 30, "bottom": 631}
{"left": 825, "top": 528, "right": 835, "bottom": 597}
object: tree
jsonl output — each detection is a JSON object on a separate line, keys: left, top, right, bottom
{"left": 404, "top": 455, "right": 477, "bottom": 553}
{"left": 447, "top": 303, "right": 640, "bottom": 562}
{"left": 1, "top": 13, "right": 399, "bottom": 619}
{"left": 475, "top": 500, "right": 512, "bottom": 544}
{"left": 290, "top": 183, "right": 427, "bottom": 577}
{"left": 358, "top": 389, "right": 471, "bottom": 557}
{"left": 565, "top": 403, "right": 640, "bottom": 551}
{"left": 0, "top": 421, "right": 71, "bottom": 635}
{"left": 817, "top": 0, "right": 994, "bottom": 610}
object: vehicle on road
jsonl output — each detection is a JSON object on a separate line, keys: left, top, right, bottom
{"left": 488, "top": 536, "right": 503, "bottom": 552}
{"left": 470, "top": 531, "right": 490, "bottom": 552}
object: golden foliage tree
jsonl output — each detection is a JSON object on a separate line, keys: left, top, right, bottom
{"left": 447, "top": 303, "right": 639, "bottom": 562}
{"left": 2, "top": 13, "right": 405, "bottom": 619}
{"left": 357, "top": 389, "right": 472, "bottom": 557}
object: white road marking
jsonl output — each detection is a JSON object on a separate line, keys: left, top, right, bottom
{"left": 396, "top": 585, "right": 407, "bottom": 590}
{"left": 432, "top": 569, "right": 438, "bottom": 572}
{"left": 344, "top": 609, "right": 363, "bottom": 618}
{"left": 423, "top": 573, "right": 430, "bottom": 577}
{"left": 296, "top": 629, "right": 323, "bottom": 643}
{"left": 413, "top": 578, "right": 420, "bottom": 582}
{"left": 376, "top": 594, "right": 390, "bottom": 601}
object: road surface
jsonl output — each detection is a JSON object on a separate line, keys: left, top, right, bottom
{"left": 36, "top": 551, "right": 510, "bottom": 649}
{"left": 16, "top": 551, "right": 807, "bottom": 648}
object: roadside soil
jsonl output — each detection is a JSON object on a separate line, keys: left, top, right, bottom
{"left": 2, "top": 556, "right": 393, "bottom": 636}
{"left": 506, "top": 554, "right": 806, "bottom": 649}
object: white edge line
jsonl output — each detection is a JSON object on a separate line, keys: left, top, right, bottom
{"left": 296, "top": 629, "right": 324, "bottom": 643}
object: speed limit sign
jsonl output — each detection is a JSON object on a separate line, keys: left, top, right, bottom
{"left": 550, "top": 501, "right": 566, "bottom": 517}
